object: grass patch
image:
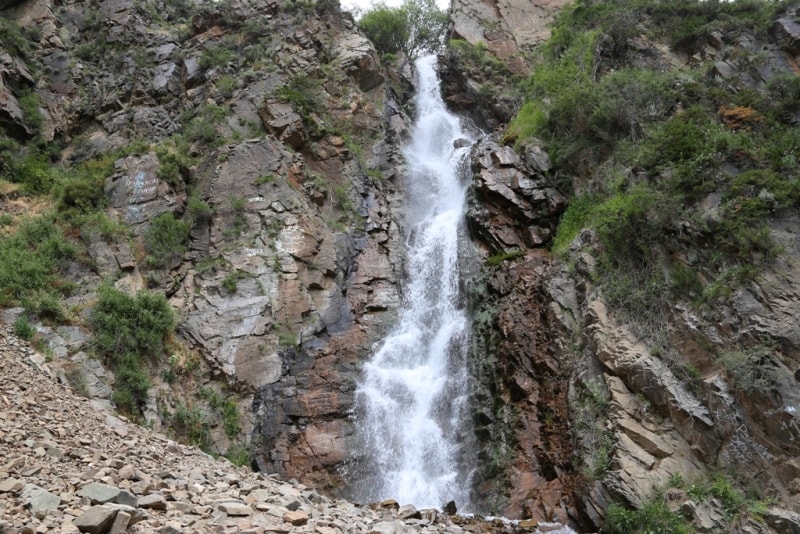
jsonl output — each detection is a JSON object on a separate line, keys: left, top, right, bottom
{"left": 485, "top": 249, "right": 524, "bottom": 266}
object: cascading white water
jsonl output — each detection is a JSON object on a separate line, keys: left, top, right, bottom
{"left": 352, "top": 55, "right": 476, "bottom": 510}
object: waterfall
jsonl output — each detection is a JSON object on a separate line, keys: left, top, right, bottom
{"left": 352, "top": 55, "right": 476, "bottom": 510}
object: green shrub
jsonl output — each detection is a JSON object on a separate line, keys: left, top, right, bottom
{"left": 223, "top": 197, "right": 248, "bottom": 239}
{"left": 221, "top": 271, "right": 240, "bottom": 293}
{"left": 605, "top": 495, "right": 689, "bottom": 534}
{"left": 18, "top": 90, "right": 43, "bottom": 133}
{"left": 155, "top": 139, "right": 193, "bottom": 186}
{"left": 717, "top": 344, "right": 778, "bottom": 393}
{"left": 144, "top": 213, "right": 191, "bottom": 268}
{"left": 216, "top": 74, "right": 237, "bottom": 98}
{"left": 183, "top": 104, "right": 230, "bottom": 146}
{"left": 186, "top": 195, "right": 214, "bottom": 224}
{"left": 0, "top": 17, "right": 33, "bottom": 58}
{"left": 358, "top": 0, "right": 447, "bottom": 58}
{"left": 55, "top": 171, "right": 106, "bottom": 220}
{"left": 225, "top": 442, "right": 251, "bottom": 467}
{"left": 0, "top": 215, "right": 76, "bottom": 307}
{"left": 199, "top": 45, "right": 235, "bottom": 70}
{"left": 13, "top": 316, "right": 35, "bottom": 340}
{"left": 221, "top": 399, "right": 241, "bottom": 438}
{"left": 90, "top": 285, "right": 175, "bottom": 415}
{"left": 9, "top": 151, "right": 60, "bottom": 195}
{"left": 171, "top": 402, "right": 211, "bottom": 450}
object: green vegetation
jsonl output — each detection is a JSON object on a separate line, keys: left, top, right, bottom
{"left": 571, "top": 378, "right": 613, "bottom": 481}
{"left": 13, "top": 316, "right": 35, "bottom": 340}
{"left": 275, "top": 74, "right": 325, "bottom": 137}
{"left": 605, "top": 494, "right": 689, "bottom": 534}
{"left": 224, "top": 442, "right": 251, "bottom": 467}
{"left": 494, "top": 0, "right": 800, "bottom": 336}
{"left": 170, "top": 402, "right": 212, "bottom": 450}
{"left": 182, "top": 103, "right": 231, "bottom": 147}
{"left": 155, "top": 137, "right": 193, "bottom": 186}
{"left": 357, "top": 0, "right": 448, "bottom": 58}
{"left": 144, "top": 213, "right": 191, "bottom": 268}
{"left": 717, "top": 343, "right": 778, "bottom": 393}
{"left": 485, "top": 249, "right": 524, "bottom": 266}
{"left": 0, "top": 215, "right": 77, "bottom": 309}
{"left": 224, "top": 196, "right": 248, "bottom": 239}
{"left": 200, "top": 387, "right": 241, "bottom": 438}
{"left": 0, "top": 17, "right": 34, "bottom": 58}
{"left": 90, "top": 285, "right": 176, "bottom": 415}
{"left": 606, "top": 472, "right": 771, "bottom": 532}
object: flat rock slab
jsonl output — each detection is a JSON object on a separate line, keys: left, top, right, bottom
{"left": 218, "top": 501, "right": 253, "bottom": 516}
{"left": 283, "top": 510, "right": 309, "bottom": 526}
{"left": 78, "top": 482, "right": 121, "bottom": 504}
{"left": 22, "top": 483, "right": 61, "bottom": 514}
{"left": 74, "top": 505, "right": 118, "bottom": 534}
{"left": 138, "top": 493, "right": 168, "bottom": 510}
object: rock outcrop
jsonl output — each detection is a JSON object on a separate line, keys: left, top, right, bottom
{"left": 0, "top": 323, "right": 577, "bottom": 534}
{"left": 0, "top": 0, "right": 409, "bottom": 494}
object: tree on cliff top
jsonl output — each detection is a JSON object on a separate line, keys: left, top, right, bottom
{"left": 357, "top": 0, "right": 448, "bottom": 58}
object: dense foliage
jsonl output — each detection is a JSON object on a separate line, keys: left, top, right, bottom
{"left": 90, "top": 285, "right": 176, "bottom": 415}
{"left": 501, "top": 0, "right": 800, "bottom": 334}
{"left": 357, "top": 0, "right": 448, "bottom": 58}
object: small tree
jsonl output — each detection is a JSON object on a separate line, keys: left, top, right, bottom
{"left": 358, "top": 0, "right": 448, "bottom": 58}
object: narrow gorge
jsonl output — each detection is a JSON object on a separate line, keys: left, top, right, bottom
{"left": 2, "top": 0, "right": 800, "bottom": 532}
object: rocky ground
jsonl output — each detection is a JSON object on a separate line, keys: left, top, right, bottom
{"left": 0, "top": 322, "right": 575, "bottom": 534}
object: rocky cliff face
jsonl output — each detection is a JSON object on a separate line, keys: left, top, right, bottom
{"left": 444, "top": 1, "right": 800, "bottom": 531}
{"left": 5, "top": 0, "right": 800, "bottom": 531}
{"left": 0, "top": 0, "right": 412, "bottom": 492}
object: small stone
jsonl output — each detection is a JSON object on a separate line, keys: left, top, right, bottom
{"left": 518, "top": 519, "right": 538, "bottom": 528}
{"left": 113, "top": 490, "right": 137, "bottom": 508}
{"left": 283, "top": 510, "right": 309, "bottom": 526}
{"left": 218, "top": 501, "right": 253, "bottom": 516}
{"left": 108, "top": 511, "right": 130, "bottom": 534}
{"left": 74, "top": 505, "right": 118, "bottom": 534}
{"left": 138, "top": 493, "right": 167, "bottom": 510}
{"left": 77, "top": 483, "right": 121, "bottom": 504}
{"left": 0, "top": 478, "right": 23, "bottom": 492}
{"left": 23, "top": 484, "right": 61, "bottom": 514}
{"left": 397, "top": 504, "right": 421, "bottom": 520}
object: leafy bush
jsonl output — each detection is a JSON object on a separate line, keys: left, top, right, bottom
{"left": 144, "top": 213, "right": 191, "bottom": 268}
{"left": 90, "top": 285, "right": 175, "bottom": 415}
{"left": 183, "top": 104, "right": 230, "bottom": 146}
{"left": 0, "top": 17, "right": 33, "bottom": 58}
{"left": 9, "top": 151, "right": 60, "bottom": 195}
{"left": 199, "top": 45, "right": 235, "bottom": 70}
{"left": 155, "top": 138, "right": 193, "bottom": 186}
{"left": 358, "top": 0, "right": 447, "bottom": 58}
{"left": 717, "top": 344, "right": 778, "bottom": 393}
{"left": 13, "top": 316, "right": 35, "bottom": 340}
{"left": 0, "top": 215, "right": 77, "bottom": 307}
{"left": 55, "top": 169, "right": 107, "bottom": 220}
{"left": 186, "top": 195, "right": 215, "bottom": 224}
{"left": 605, "top": 495, "right": 689, "bottom": 534}
{"left": 171, "top": 402, "right": 211, "bottom": 450}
